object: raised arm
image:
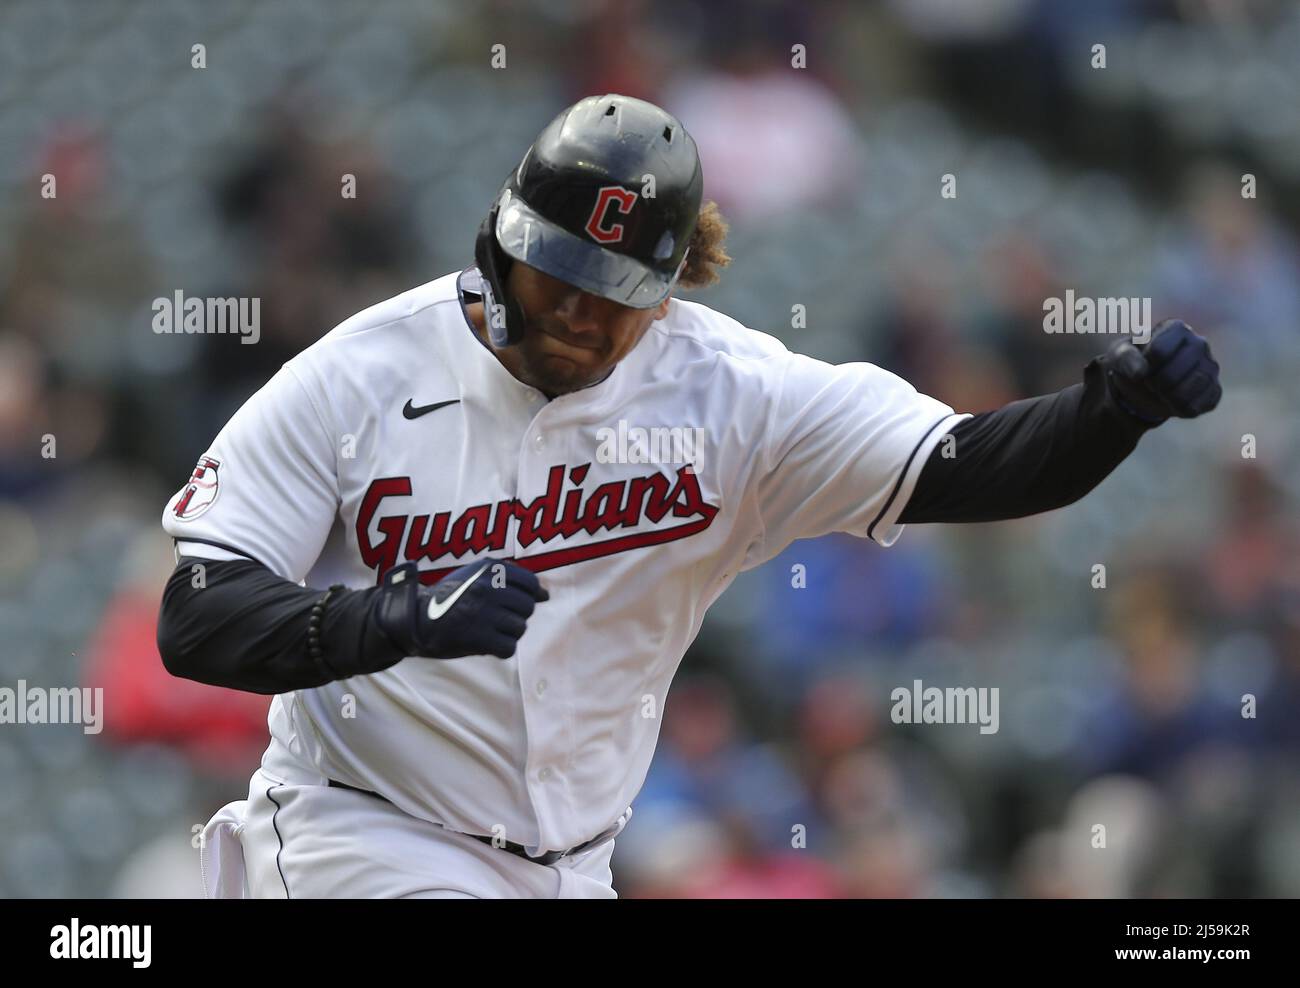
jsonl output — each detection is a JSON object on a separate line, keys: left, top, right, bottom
{"left": 899, "top": 320, "right": 1221, "bottom": 525}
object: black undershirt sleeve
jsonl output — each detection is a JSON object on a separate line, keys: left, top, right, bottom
{"left": 156, "top": 556, "right": 405, "bottom": 695}
{"left": 898, "top": 354, "right": 1152, "bottom": 525}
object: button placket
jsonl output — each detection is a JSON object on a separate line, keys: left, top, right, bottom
{"left": 515, "top": 399, "right": 578, "bottom": 825}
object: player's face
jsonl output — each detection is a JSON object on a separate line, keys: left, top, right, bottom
{"left": 504, "top": 263, "right": 669, "bottom": 397}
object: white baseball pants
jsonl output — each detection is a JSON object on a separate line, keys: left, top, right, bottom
{"left": 199, "top": 738, "right": 619, "bottom": 899}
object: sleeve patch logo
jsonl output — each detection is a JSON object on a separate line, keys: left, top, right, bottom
{"left": 171, "top": 455, "right": 221, "bottom": 520}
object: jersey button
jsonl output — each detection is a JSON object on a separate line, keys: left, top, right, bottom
{"left": 538, "top": 767, "right": 553, "bottom": 782}
{"left": 536, "top": 678, "right": 548, "bottom": 696}
{"left": 533, "top": 433, "right": 545, "bottom": 450}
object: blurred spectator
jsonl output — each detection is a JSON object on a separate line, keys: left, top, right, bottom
{"left": 1077, "top": 572, "right": 1239, "bottom": 781}
{"left": 663, "top": 36, "right": 864, "bottom": 222}
{"left": 83, "top": 531, "right": 271, "bottom": 775}
{"left": 0, "top": 124, "right": 155, "bottom": 363}
{"left": 640, "top": 676, "right": 823, "bottom": 849}
{"left": 195, "top": 98, "right": 422, "bottom": 434}
{"left": 1201, "top": 462, "right": 1297, "bottom": 633}
{"left": 741, "top": 535, "right": 954, "bottom": 705}
{"left": 971, "top": 234, "right": 1090, "bottom": 397}
{"left": 1156, "top": 162, "right": 1300, "bottom": 367}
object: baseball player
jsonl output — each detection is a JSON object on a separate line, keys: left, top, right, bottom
{"left": 157, "top": 95, "right": 1221, "bottom": 898}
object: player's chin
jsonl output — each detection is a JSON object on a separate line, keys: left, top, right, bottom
{"left": 535, "top": 353, "right": 606, "bottom": 389}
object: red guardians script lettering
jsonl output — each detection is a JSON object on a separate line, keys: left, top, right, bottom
{"left": 356, "top": 463, "right": 718, "bottom": 584}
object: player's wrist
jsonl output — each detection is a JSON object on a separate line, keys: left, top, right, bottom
{"left": 370, "top": 562, "right": 430, "bottom": 658}
{"left": 297, "top": 584, "right": 412, "bottom": 680}
{"left": 1105, "top": 368, "right": 1169, "bottom": 426}
{"left": 1086, "top": 350, "right": 1165, "bottom": 432}
{"left": 360, "top": 591, "right": 416, "bottom": 669}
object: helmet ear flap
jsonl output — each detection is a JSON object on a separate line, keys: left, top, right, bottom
{"left": 474, "top": 201, "right": 526, "bottom": 347}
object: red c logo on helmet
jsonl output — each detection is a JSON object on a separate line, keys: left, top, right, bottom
{"left": 585, "top": 186, "right": 638, "bottom": 244}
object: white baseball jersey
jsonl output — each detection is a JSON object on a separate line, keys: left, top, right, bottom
{"left": 164, "top": 266, "right": 967, "bottom": 857}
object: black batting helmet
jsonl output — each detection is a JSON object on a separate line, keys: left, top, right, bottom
{"left": 474, "top": 94, "right": 704, "bottom": 346}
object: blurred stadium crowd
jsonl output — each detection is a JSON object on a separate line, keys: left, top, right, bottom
{"left": 0, "top": 0, "right": 1297, "bottom": 897}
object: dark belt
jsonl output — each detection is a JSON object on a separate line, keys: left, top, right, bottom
{"left": 326, "top": 778, "right": 616, "bottom": 867}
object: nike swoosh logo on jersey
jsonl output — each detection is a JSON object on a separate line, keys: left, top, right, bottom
{"left": 426, "top": 561, "right": 491, "bottom": 620}
{"left": 403, "top": 398, "right": 460, "bottom": 419}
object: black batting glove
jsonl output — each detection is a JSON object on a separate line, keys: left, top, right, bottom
{"left": 372, "top": 558, "right": 549, "bottom": 660}
{"left": 1102, "top": 319, "right": 1222, "bottom": 426}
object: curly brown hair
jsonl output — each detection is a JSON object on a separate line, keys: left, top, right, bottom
{"left": 676, "top": 200, "right": 731, "bottom": 291}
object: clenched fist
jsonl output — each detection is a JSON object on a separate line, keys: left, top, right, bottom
{"left": 1103, "top": 319, "right": 1222, "bottom": 425}
{"left": 373, "top": 558, "right": 549, "bottom": 660}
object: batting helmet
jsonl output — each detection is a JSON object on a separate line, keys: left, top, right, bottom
{"left": 474, "top": 94, "right": 704, "bottom": 347}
